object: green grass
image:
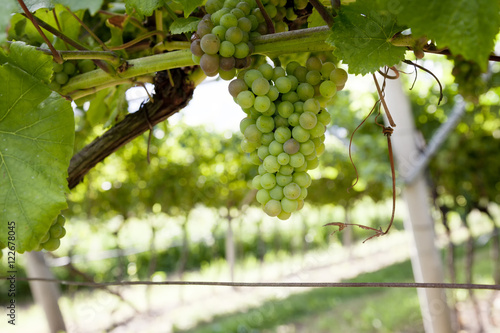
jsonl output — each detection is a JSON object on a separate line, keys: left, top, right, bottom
{"left": 177, "top": 239, "right": 497, "bottom": 333}
{"left": 176, "top": 260, "right": 421, "bottom": 333}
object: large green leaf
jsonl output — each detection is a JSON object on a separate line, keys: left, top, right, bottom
{"left": 326, "top": 0, "right": 407, "bottom": 75}
{"left": 0, "top": 45, "right": 74, "bottom": 253}
{"left": 174, "top": 0, "right": 204, "bottom": 17}
{"left": 125, "top": 0, "right": 162, "bottom": 17}
{"left": 397, "top": 0, "right": 499, "bottom": 71}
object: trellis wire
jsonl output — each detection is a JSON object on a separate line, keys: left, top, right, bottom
{"left": 5, "top": 277, "right": 500, "bottom": 290}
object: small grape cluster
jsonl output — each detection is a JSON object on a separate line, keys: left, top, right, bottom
{"left": 49, "top": 59, "right": 96, "bottom": 91}
{"left": 229, "top": 56, "right": 348, "bottom": 219}
{"left": 35, "top": 215, "right": 67, "bottom": 251}
{"left": 191, "top": 0, "right": 290, "bottom": 79}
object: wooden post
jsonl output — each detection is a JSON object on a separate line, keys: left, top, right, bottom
{"left": 381, "top": 75, "right": 453, "bottom": 333}
{"left": 25, "top": 252, "right": 66, "bottom": 333}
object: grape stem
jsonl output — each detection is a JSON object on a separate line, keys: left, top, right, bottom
{"left": 309, "top": 0, "right": 335, "bottom": 27}
{"left": 255, "top": 0, "right": 275, "bottom": 34}
{"left": 17, "top": 0, "right": 63, "bottom": 63}
{"left": 36, "top": 49, "right": 121, "bottom": 64}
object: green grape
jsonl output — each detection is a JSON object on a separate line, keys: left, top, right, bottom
{"left": 299, "top": 140, "right": 315, "bottom": 155}
{"left": 264, "top": 199, "right": 282, "bottom": 216}
{"left": 258, "top": 63, "right": 274, "bottom": 80}
{"left": 289, "top": 152, "right": 305, "bottom": 168}
{"left": 298, "top": 187, "right": 308, "bottom": 200}
{"left": 285, "top": 7, "right": 297, "bottom": 21}
{"left": 277, "top": 101, "right": 294, "bottom": 118}
{"left": 263, "top": 155, "right": 280, "bottom": 173}
{"left": 212, "top": 25, "right": 227, "bottom": 39}
{"left": 320, "top": 62, "right": 336, "bottom": 79}
{"left": 244, "top": 69, "right": 263, "bottom": 87}
{"left": 258, "top": 164, "right": 266, "bottom": 175}
{"left": 269, "top": 185, "right": 284, "bottom": 200}
{"left": 256, "top": 115, "right": 274, "bottom": 133}
{"left": 231, "top": 8, "right": 246, "bottom": 19}
{"left": 260, "top": 172, "right": 277, "bottom": 189}
{"left": 237, "top": 1, "right": 252, "bottom": 15}
{"left": 283, "top": 182, "right": 301, "bottom": 200}
{"left": 317, "top": 109, "right": 332, "bottom": 126}
{"left": 256, "top": 189, "right": 271, "bottom": 204}
{"left": 191, "top": 39, "right": 204, "bottom": 57}
{"left": 288, "top": 112, "right": 300, "bottom": 126}
{"left": 238, "top": 17, "right": 252, "bottom": 32}
{"left": 78, "top": 59, "right": 95, "bottom": 73}
{"left": 54, "top": 72, "right": 69, "bottom": 85}
{"left": 294, "top": 101, "right": 304, "bottom": 113}
{"left": 200, "top": 33, "right": 221, "bottom": 54}
{"left": 277, "top": 152, "right": 290, "bottom": 165}
{"left": 252, "top": 175, "right": 263, "bottom": 189}
{"left": 306, "top": 56, "right": 322, "bottom": 71}
{"left": 42, "top": 238, "right": 60, "bottom": 251}
{"left": 293, "top": 171, "right": 312, "bottom": 187}
{"left": 254, "top": 95, "right": 271, "bottom": 112}
{"left": 241, "top": 139, "right": 258, "bottom": 153}
{"left": 286, "top": 61, "right": 300, "bottom": 75}
{"left": 297, "top": 83, "right": 315, "bottom": 101}
{"left": 272, "top": 67, "right": 286, "bottom": 81}
{"left": 303, "top": 98, "right": 320, "bottom": 113}
{"left": 309, "top": 122, "right": 325, "bottom": 138}
{"left": 292, "top": 125, "right": 310, "bottom": 142}
{"left": 283, "top": 138, "right": 300, "bottom": 154}
{"left": 257, "top": 145, "right": 270, "bottom": 159}
{"left": 315, "top": 142, "right": 325, "bottom": 155}
{"left": 236, "top": 90, "right": 255, "bottom": 108}
{"left": 276, "top": 173, "right": 292, "bottom": 186}
{"left": 274, "top": 126, "right": 292, "bottom": 143}
{"left": 264, "top": 4, "right": 277, "bottom": 18}
{"left": 206, "top": 0, "right": 224, "bottom": 14}
{"left": 281, "top": 198, "right": 298, "bottom": 213}
{"left": 319, "top": 80, "right": 337, "bottom": 99}
{"left": 307, "top": 157, "right": 319, "bottom": 169}
{"left": 220, "top": 13, "right": 239, "bottom": 28}
{"left": 261, "top": 132, "right": 274, "bottom": 145}
{"left": 40, "top": 232, "right": 50, "bottom": 244}
{"left": 330, "top": 68, "right": 348, "bottom": 86}
{"left": 267, "top": 86, "right": 280, "bottom": 101}
{"left": 293, "top": 66, "right": 307, "bottom": 82}
{"left": 252, "top": 77, "right": 270, "bottom": 95}
{"left": 48, "top": 81, "right": 61, "bottom": 91}
{"left": 274, "top": 114, "right": 288, "bottom": 127}
{"left": 53, "top": 62, "right": 64, "bottom": 72}
{"left": 275, "top": 76, "right": 292, "bottom": 93}
{"left": 212, "top": 8, "right": 231, "bottom": 25}
{"left": 288, "top": 75, "right": 299, "bottom": 91}
{"left": 281, "top": 91, "right": 299, "bottom": 103}
{"left": 240, "top": 117, "right": 255, "bottom": 133}
{"left": 279, "top": 164, "right": 294, "bottom": 175}
{"left": 219, "top": 68, "right": 236, "bottom": 80}
{"left": 49, "top": 224, "right": 64, "bottom": 238}
{"left": 306, "top": 70, "right": 321, "bottom": 86}
{"left": 219, "top": 40, "right": 236, "bottom": 57}
{"left": 244, "top": 124, "right": 262, "bottom": 142}
{"left": 277, "top": 211, "right": 291, "bottom": 220}
{"left": 298, "top": 111, "right": 317, "bottom": 130}
{"left": 268, "top": 140, "right": 284, "bottom": 155}
{"left": 225, "top": 26, "right": 243, "bottom": 44}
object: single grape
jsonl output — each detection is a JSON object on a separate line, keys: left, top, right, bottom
{"left": 306, "top": 70, "right": 321, "bottom": 86}
{"left": 236, "top": 90, "right": 255, "bottom": 108}
{"left": 303, "top": 98, "right": 320, "bottom": 114}
{"left": 275, "top": 76, "right": 292, "bottom": 93}
{"left": 258, "top": 145, "right": 270, "bottom": 160}
{"left": 272, "top": 67, "right": 286, "bottom": 81}
{"left": 276, "top": 173, "right": 293, "bottom": 186}
{"left": 264, "top": 199, "right": 282, "bottom": 217}
{"left": 42, "top": 238, "right": 60, "bottom": 251}
{"left": 256, "top": 189, "right": 271, "bottom": 204}
{"left": 274, "top": 126, "right": 292, "bottom": 143}
{"left": 244, "top": 123, "right": 262, "bottom": 142}
{"left": 225, "top": 26, "right": 243, "bottom": 44}
{"left": 286, "top": 61, "right": 300, "bottom": 75}
{"left": 299, "top": 140, "right": 315, "bottom": 156}
{"left": 267, "top": 86, "right": 280, "bottom": 101}
{"left": 220, "top": 13, "right": 238, "bottom": 28}
{"left": 281, "top": 198, "right": 298, "bottom": 213}
{"left": 288, "top": 113, "right": 300, "bottom": 126}
{"left": 317, "top": 110, "right": 332, "bottom": 126}
{"left": 274, "top": 114, "right": 288, "bottom": 128}
{"left": 277, "top": 101, "right": 294, "bottom": 118}
{"left": 294, "top": 101, "right": 304, "bottom": 113}
{"left": 219, "top": 40, "right": 236, "bottom": 57}
{"left": 258, "top": 63, "right": 274, "bottom": 80}
{"left": 281, "top": 91, "right": 299, "bottom": 103}
{"left": 197, "top": 19, "right": 215, "bottom": 37}
{"left": 244, "top": 69, "right": 263, "bottom": 87}
{"left": 279, "top": 164, "right": 294, "bottom": 175}
{"left": 293, "top": 66, "right": 307, "bottom": 82}
{"left": 293, "top": 171, "right": 312, "bottom": 187}
{"left": 241, "top": 139, "right": 259, "bottom": 153}
{"left": 277, "top": 152, "right": 290, "bottom": 165}
{"left": 298, "top": 187, "right": 308, "bottom": 200}
{"left": 200, "top": 33, "right": 221, "bottom": 55}
{"left": 252, "top": 77, "right": 270, "bottom": 96}
{"left": 220, "top": 56, "right": 236, "bottom": 71}
{"left": 200, "top": 53, "right": 220, "bottom": 76}
{"left": 307, "top": 157, "right": 319, "bottom": 170}
{"left": 54, "top": 72, "right": 69, "bottom": 85}
{"left": 309, "top": 122, "right": 325, "bottom": 138}
{"left": 238, "top": 17, "right": 252, "bottom": 32}
{"left": 292, "top": 125, "right": 310, "bottom": 142}
{"left": 330, "top": 68, "right": 348, "bottom": 86}
{"left": 53, "top": 62, "right": 64, "bottom": 72}
{"left": 229, "top": 79, "right": 248, "bottom": 98}
{"left": 306, "top": 56, "right": 322, "bottom": 71}
{"left": 289, "top": 152, "right": 305, "bottom": 168}
{"left": 260, "top": 173, "right": 277, "bottom": 189}
{"left": 283, "top": 138, "right": 300, "bottom": 154}
{"left": 283, "top": 182, "right": 301, "bottom": 200}
{"left": 206, "top": 0, "right": 223, "bottom": 14}
{"left": 78, "top": 59, "right": 95, "bottom": 73}
{"left": 212, "top": 25, "right": 227, "bottom": 40}
{"left": 231, "top": 8, "right": 246, "bottom": 19}
{"left": 320, "top": 62, "right": 336, "bottom": 79}
{"left": 319, "top": 80, "right": 337, "bottom": 99}
{"left": 269, "top": 185, "right": 284, "bottom": 200}
{"left": 254, "top": 95, "right": 271, "bottom": 112}
{"left": 297, "top": 82, "right": 315, "bottom": 101}
{"left": 268, "top": 140, "right": 284, "bottom": 155}
{"left": 263, "top": 155, "right": 280, "bottom": 173}
{"left": 261, "top": 132, "right": 274, "bottom": 145}
{"left": 256, "top": 115, "right": 274, "bottom": 133}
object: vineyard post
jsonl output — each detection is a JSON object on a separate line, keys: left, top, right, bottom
{"left": 25, "top": 252, "right": 66, "bottom": 333}
{"left": 381, "top": 75, "right": 453, "bottom": 333}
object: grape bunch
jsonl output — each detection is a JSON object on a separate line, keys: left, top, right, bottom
{"left": 35, "top": 215, "right": 67, "bottom": 251}
{"left": 49, "top": 59, "right": 96, "bottom": 91}
{"left": 229, "top": 56, "right": 348, "bottom": 219}
{"left": 191, "top": 0, "right": 291, "bottom": 79}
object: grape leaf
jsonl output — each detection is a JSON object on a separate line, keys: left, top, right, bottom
{"left": 0, "top": 46, "right": 74, "bottom": 253}
{"left": 397, "top": 0, "right": 499, "bottom": 71}
{"left": 125, "top": 0, "right": 162, "bottom": 17}
{"left": 326, "top": 0, "right": 407, "bottom": 75}
{"left": 0, "top": 42, "right": 53, "bottom": 83}
{"left": 307, "top": 8, "right": 325, "bottom": 28}
{"left": 170, "top": 17, "right": 200, "bottom": 34}
{"left": 174, "top": 0, "right": 204, "bottom": 17}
